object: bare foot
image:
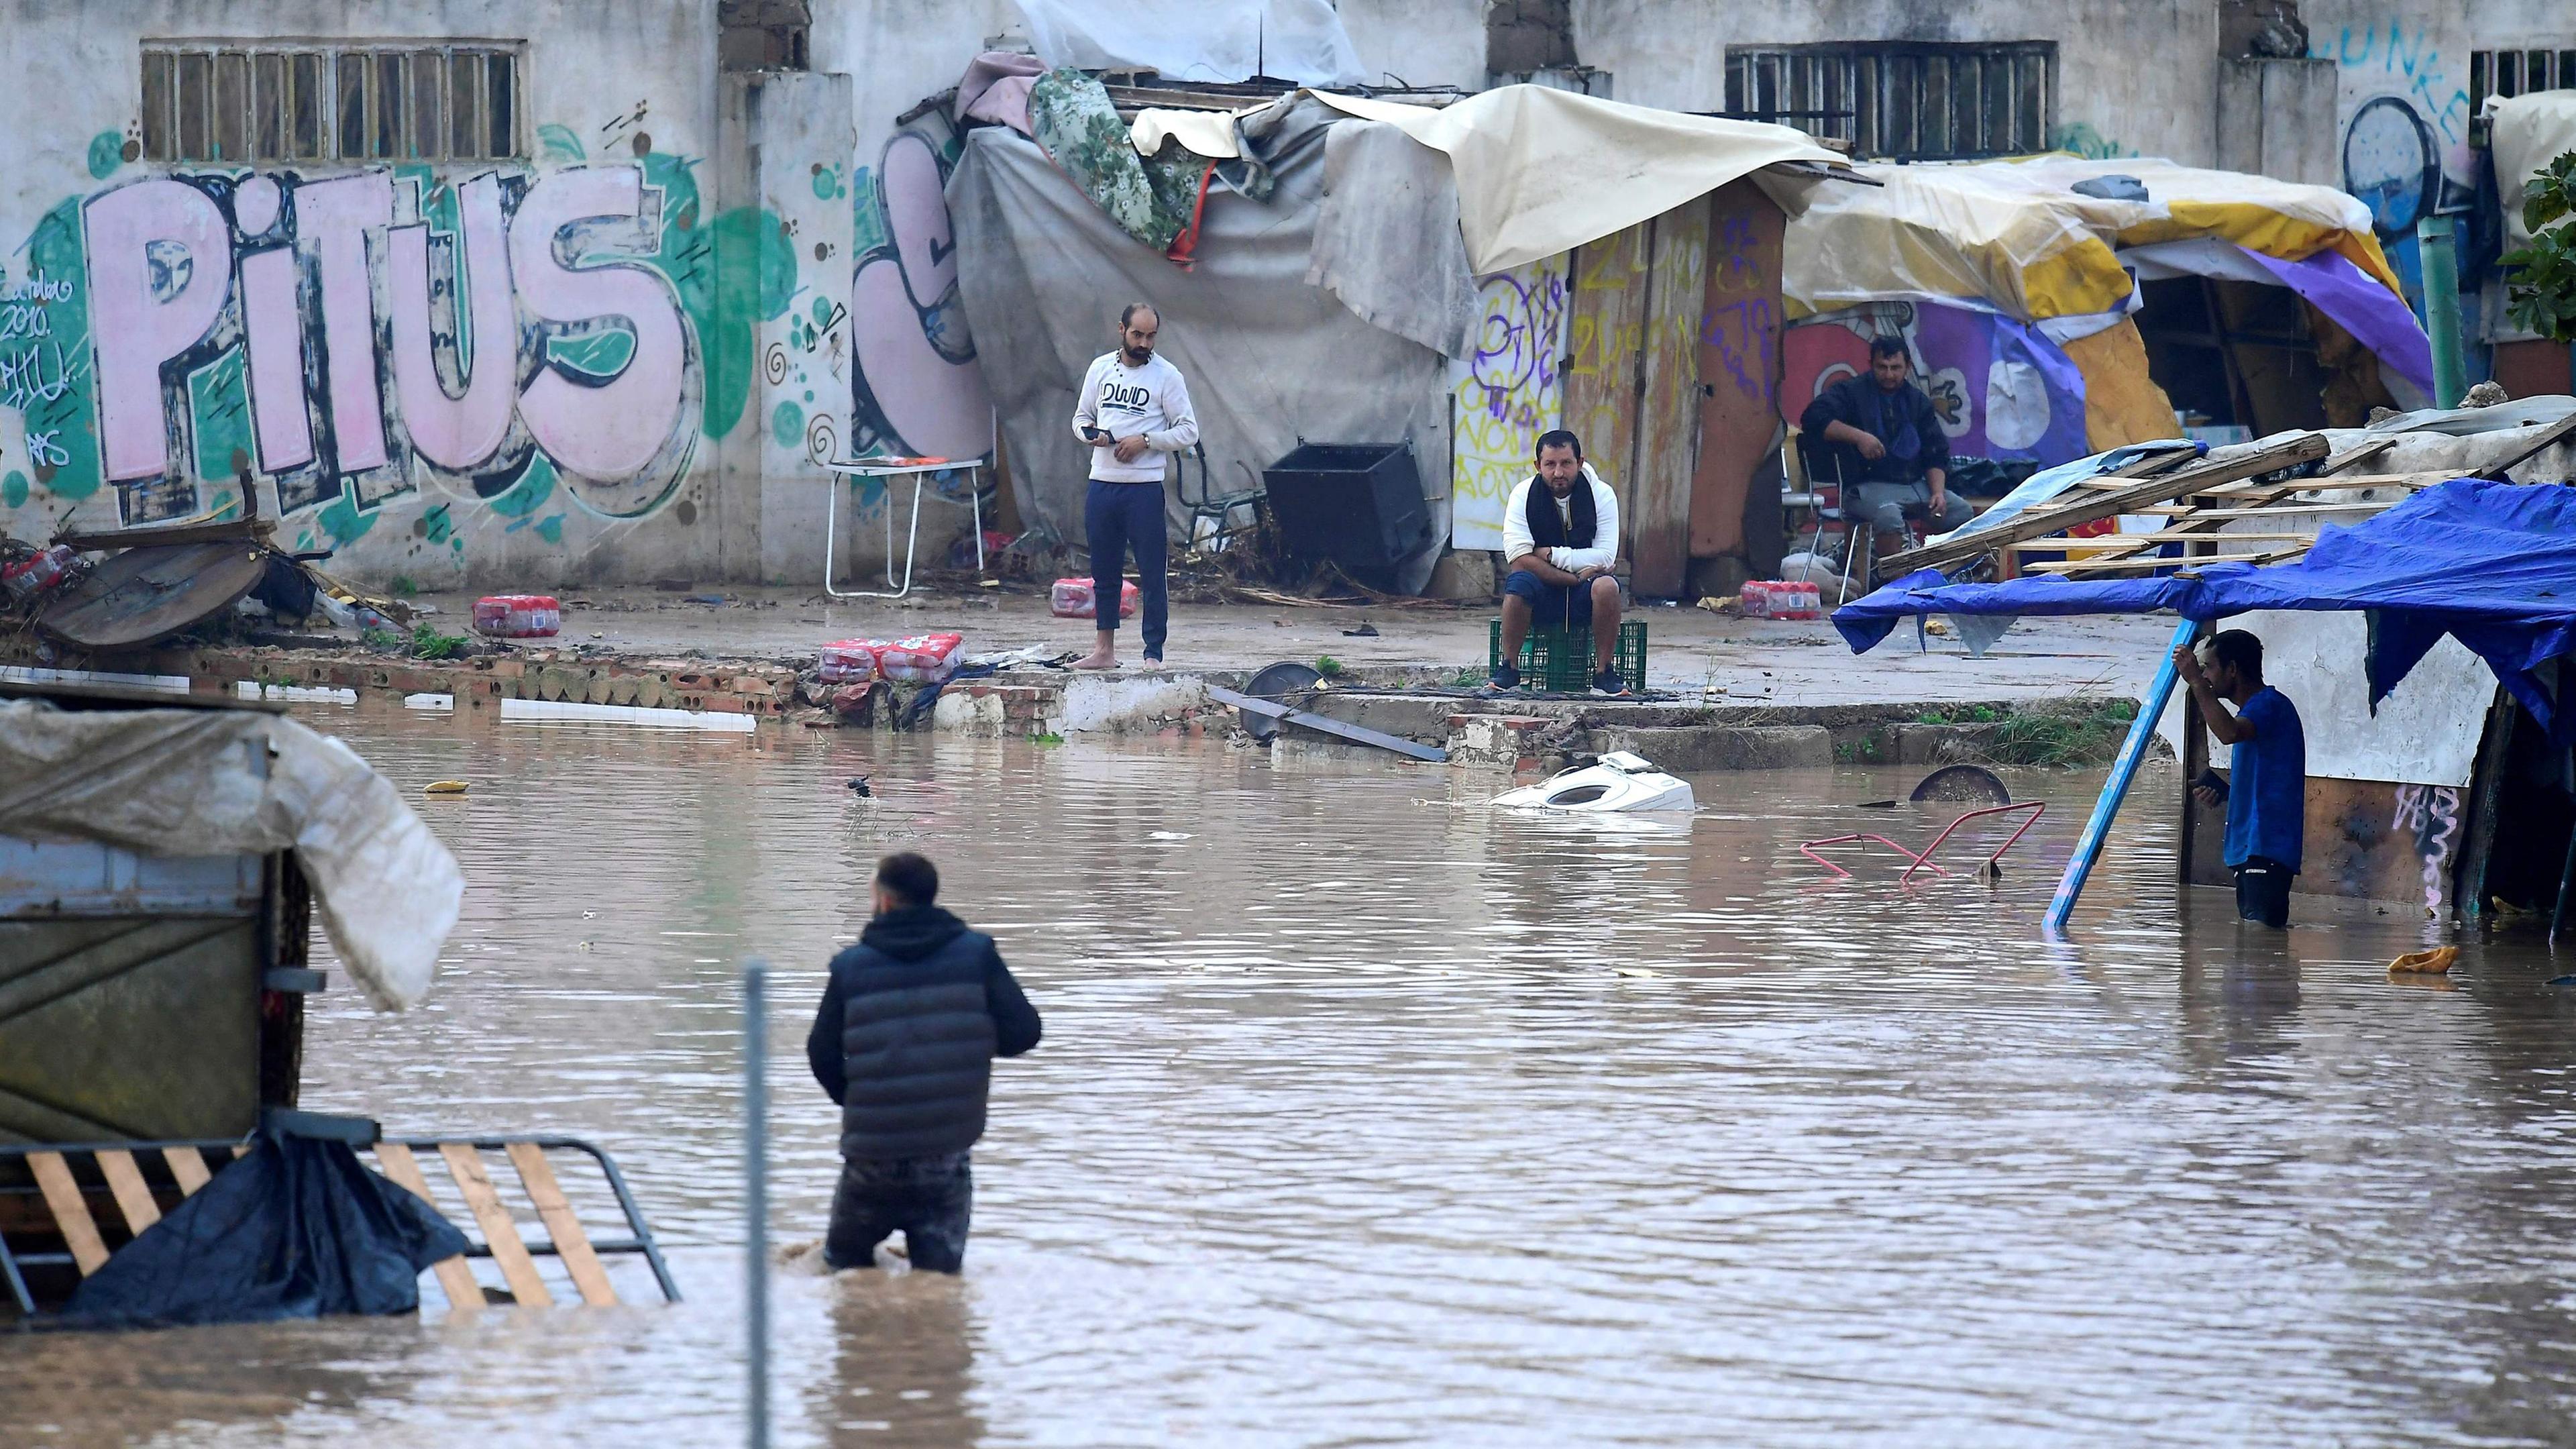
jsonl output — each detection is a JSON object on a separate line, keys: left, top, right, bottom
{"left": 1071, "top": 649, "right": 1118, "bottom": 670}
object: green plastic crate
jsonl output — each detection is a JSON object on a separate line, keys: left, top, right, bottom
{"left": 1487, "top": 619, "right": 1646, "bottom": 693}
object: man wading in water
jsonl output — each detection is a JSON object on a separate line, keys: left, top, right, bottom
{"left": 1071, "top": 303, "right": 1198, "bottom": 671}
{"left": 2177, "top": 630, "right": 2307, "bottom": 928}
{"left": 807, "top": 852, "right": 1041, "bottom": 1272}
{"left": 1493, "top": 429, "right": 1630, "bottom": 697}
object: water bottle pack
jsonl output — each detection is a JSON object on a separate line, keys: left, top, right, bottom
{"left": 471, "top": 594, "right": 562, "bottom": 638}
{"left": 1050, "top": 578, "right": 1141, "bottom": 619}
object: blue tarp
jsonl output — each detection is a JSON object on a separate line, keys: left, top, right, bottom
{"left": 1834, "top": 478, "right": 2576, "bottom": 741}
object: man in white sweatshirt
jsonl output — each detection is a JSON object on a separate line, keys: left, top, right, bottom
{"left": 1495, "top": 429, "right": 1627, "bottom": 696}
{"left": 1069, "top": 303, "right": 1199, "bottom": 669}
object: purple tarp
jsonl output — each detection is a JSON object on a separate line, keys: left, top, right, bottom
{"left": 2242, "top": 247, "right": 2436, "bottom": 398}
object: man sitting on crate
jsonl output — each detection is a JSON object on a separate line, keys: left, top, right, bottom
{"left": 1492, "top": 429, "right": 1629, "bottom": 698}
{"left": 1797, "top": 334, "right": 1974, "bottom": 566}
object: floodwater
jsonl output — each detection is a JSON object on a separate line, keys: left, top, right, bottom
{"left": 11, "top": 714, "right": 2576, "bottom": 1447}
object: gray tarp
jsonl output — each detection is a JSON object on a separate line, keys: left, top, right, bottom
{"left": 1307, "top": 118, "right": 1479, "bottom": 360}
{"left": 948, "top": 99, "right": 1450, "bottom": 592}
{"left": 0, "top": 701, "right": 460, "bottom": 1010}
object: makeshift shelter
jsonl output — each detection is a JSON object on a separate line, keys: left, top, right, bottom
{"left": 1833, "top": 404, "right": 2576, "bottom": 923}
{"left": 945, "top": 74, "right": 1849, "bottom": 596}
{"left": 2484, "top": 91, "right": 2576, "bottom": 398}
{"left": 1777, "top": 156, "right": 2435, "bottom": 488}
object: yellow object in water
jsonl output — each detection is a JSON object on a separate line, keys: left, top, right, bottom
{"left": 423, "top": 780, "right": 470, "bottom": 795}
{"left": 2389, "top": 946, "right": 2459, "bottom": 974}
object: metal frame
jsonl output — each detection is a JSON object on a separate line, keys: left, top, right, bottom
{"left": 817, "top": 459, "right": 985, "bottom": 600}
{"left": 0, "top": 1132, "right": 677, "bottom": 1315}
{"left": 1797, "top": 802, "right": 2047, "bottom": 885}
{"left": 396, "top": 1135, "right": 680, "bottom": 1304}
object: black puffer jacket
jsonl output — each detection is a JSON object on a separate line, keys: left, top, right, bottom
{"left": 806, "top": 905, "right": 1041, "bottom": 1161}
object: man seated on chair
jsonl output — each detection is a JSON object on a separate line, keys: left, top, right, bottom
{"left": 1492, "top": 429, "right": 1629, "bottom": 698}
{"left": 1798, "top": 335, "right": 1973, "bottom": 564}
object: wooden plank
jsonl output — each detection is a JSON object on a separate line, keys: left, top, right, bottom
{"left": 1562, "top": 224, "right": 1654, "bottom": 542}
{"left": 505, "top": 1144, "right": 617, "bottom": 1307}
{"left": 1629, "top": 199, "right": 1709, "bottom": 596}
{"left": 53, "top": 517, "right": 275, "bottom": 551}
{"left": 162, "top": 1146, "right": 212, "bottom": 1196}
{"left": 438, "top": 1142, "right": 553, "bottom": 1307}
{"left": 375, "top": 1143, "right": 483, "bottom": 1313}
{"left": 2319, "top": 436, "right": 2397, "bottom": 474}
{"left": 1880, "top": 433, "right": 2329, "bottom": 577}
{"left": 95, "top": 1150, "right": 160, "bottom": 1235}
{"left": 1688, "top": 178, "right": 1786, "bottom": 562}
{"left": 2477, "top": 408, "right": 2576, "bottom": 479}
{"left": 1208, "top": 687, "right": 1450, "bottom": 762}
{"left": 2031, "top": 551, "right": 2302, "bottom": 574}
{"left": 27, "top": 1152, "right": 109, "bottom": 1275}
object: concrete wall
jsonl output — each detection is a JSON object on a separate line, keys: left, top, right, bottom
{"left": 0, "top": 0, "right": 865, "bottom": 592}
{"left": 1, "top": 0, "right": 2520, "bottom": 590}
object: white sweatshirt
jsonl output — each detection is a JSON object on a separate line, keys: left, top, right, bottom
{"left": 1071, "top": 352, "right": 1200, "bottom": 482}
{"left": 1500, "top": 464, "right": 1620, "bottom": 574}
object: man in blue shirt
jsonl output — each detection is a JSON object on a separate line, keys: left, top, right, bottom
{"left": 2176, "top": 629, "right": 2306, "bottom": 928}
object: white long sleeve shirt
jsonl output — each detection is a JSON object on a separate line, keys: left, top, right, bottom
{"left": 1071, "top": 352, "right": 1199, "bottom": 482}
{"left": 1500, "top": 464, "right": 1620, "bottom": 573}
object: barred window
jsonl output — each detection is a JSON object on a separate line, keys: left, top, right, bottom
{"left": 1723, "top": 42, "right": 2054, "bottom": 162}
{"left": 141, "top": 42, "right": 522, "bottom": 164}
{"left": 2470, "top": 48, "right": 2576, "bottom": 117}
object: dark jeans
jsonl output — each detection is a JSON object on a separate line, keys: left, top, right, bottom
{"left": 824, "top": 1152, "right": 973, "bottom": 1273}
{"left": 1085, "top": 479, "right": 1168, "bottom": 657}
{"left": 2233, "top": 856, "right": 2294, "bottom": 928}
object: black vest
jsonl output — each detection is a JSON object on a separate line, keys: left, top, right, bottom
{"left": 1525, "top": 474, "right": 1597, "bottom": 550}
{"left": 832, "top": 930, "right": 1000, "bottom": 1161}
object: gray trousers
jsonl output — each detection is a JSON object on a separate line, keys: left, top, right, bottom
{"left": 1856, "top": 480, "right": 1974, "bottom": 539}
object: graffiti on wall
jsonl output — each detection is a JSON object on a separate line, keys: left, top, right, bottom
{"left": 847, "top": 110, "right": 992, "bottom": 463}
{"left": 0, "top": 127, "right": 810, "bottom": 561}
{"left": 1448, "top": 258, "right": 1569, "bottom": 551}
{"left": 2313, "top": 19, "right": 2477, "bottom": 299}
{"left": 2392, "top": 782, "right": 2463, "bottom": 920}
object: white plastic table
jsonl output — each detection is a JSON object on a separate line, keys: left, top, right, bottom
{"left": 814, "top": 455, "right": 986, "bottom": 599}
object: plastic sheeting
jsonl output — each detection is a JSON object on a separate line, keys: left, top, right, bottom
{"left": 2490, "top": 91, "right": 2576, "bottom": 250}
{"left": 58, "top": 1131, "right": 470, "bottom": 1328}
{"left": 2122, "top": 237, "right": 2435, "bottom": 398}
{"left": 1832, "top": 478, "right": 2576, "bottom": 743}
{"left": 1310, "top": 87, "right": 1846, "bottom": 274}
{"left": 1782, "top": 156, "right": 2404, "bottom": 323}
{"left": 948, "top": 99, "right": 1450, "bottom": 591}
{"left": 1308, "top": 117, "right": 1481, "bottom": 359}
{"left": 1016, "top": 0, "right": 1364, "bottom": 88}
{"left": 0, "top": 700, "right": 461, "bottom": 1010}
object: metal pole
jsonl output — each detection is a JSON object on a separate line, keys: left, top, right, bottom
{"left": 2418, "top": 215, "right": 2467, "bottom": 409}
{"left": 743, "top": 958, "right": 769, "bottom": 1449}
{"left": 2045, "top": 618, "right": 2200, "bottom": 936}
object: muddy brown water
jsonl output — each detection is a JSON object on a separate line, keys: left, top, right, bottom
{"left": 9, "top": 715, "right": 2576, "bottom": 1447}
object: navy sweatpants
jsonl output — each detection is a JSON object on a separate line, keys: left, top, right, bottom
{"left": 1085, "top": 478, "right": 1168, "bottom": 657}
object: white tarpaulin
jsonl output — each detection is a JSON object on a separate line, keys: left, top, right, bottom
{"left": 2489, "top": 91, "right": 2576, "bottom": 248}
{"left": 1017, "top": 0, "right": 1365, "bottom": 88}
{"left": 0, "top": 700, "right": 460, "bottom": 1010}
{"left": 1311, "top": 87, "right": 1845, "bottom": 274}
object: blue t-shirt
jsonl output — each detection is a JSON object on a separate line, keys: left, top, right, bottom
{"left": 2223, "top": 686, "right": 2306, "bottom": 871}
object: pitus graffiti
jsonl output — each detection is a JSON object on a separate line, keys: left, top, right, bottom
{"left": 847, "top": 111, "right": 992, "bottom": 462}
{"left": 1, "top": 137, "right": 810, "bottom": 559}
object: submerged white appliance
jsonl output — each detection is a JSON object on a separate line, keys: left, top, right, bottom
{"left": 1491, "top": 751, "right": 1697, "bottom": 813}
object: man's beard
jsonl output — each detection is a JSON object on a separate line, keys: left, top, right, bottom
{"left": 1124, "top": 345, "right": 1153, "bottom": 364}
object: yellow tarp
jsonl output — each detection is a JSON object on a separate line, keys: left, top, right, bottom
{"left": 1781, "top": 155, "right": 2402, "bottom": 322}
{"left": 1311, "top": 85, "right": 1847, "bottom": 274}
{"left": 2060, "top": 319, "right": 2184, "bottom": 453}
{"left": 2490, "top": 91, "right": 2576, "bottom": 248}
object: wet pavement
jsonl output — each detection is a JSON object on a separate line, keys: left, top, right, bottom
{"left": 11, "top": 714, "right": 2576, "bottom": 1447}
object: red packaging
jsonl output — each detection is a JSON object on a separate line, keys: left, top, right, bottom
{"left": 1741, "top": 581, "right": 1821, "bottom": 621}
{"left": 472, "top": 594, "right": 561, "bottom": 637}
{"left": 816, "top": 640, "right": 879, "bottom": 683}
{"left": 1050, "top": 577, "right": 1140, "bottom": 619}
{"left": 874, "top": 632, "right": 965, "bottom": 684}
{"left": 1, "top": 545, "right": 74, "bottom": 600}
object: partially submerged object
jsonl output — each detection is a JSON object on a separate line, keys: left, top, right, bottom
{"left": 1492, "top": 751, "right": 1696, "bottom": 813}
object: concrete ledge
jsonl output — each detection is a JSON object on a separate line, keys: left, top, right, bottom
{"left": 1589, "top": 724, "right": 1834, "bottom": 771}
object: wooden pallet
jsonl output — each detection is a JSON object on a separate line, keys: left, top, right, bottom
{"left": 1, "top": 1136, "right": 674, "bottom": 1315}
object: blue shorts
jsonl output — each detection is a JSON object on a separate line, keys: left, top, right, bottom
{"left": 1505, "top": 570, "right": 1600, "bottom": 630}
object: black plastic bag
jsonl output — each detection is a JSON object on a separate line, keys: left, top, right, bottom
{"left": 58, "top": 1132, "right": 471, "bottom": 1328}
